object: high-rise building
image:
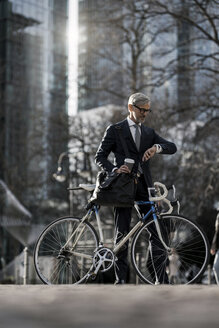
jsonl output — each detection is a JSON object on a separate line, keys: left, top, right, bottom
{"left": 176, "top": 0, "right": 193, "bottom": 114}
{"left": 0, "top": 0, "right": 69, "bottom": 264}
{"left": 78, "top": 0, "right": 125, "bottom": 111}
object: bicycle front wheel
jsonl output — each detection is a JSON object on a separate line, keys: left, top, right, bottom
{"left": 34, "top": 216, "right": 99, "bottom": 285}
{"left": 131, "top": 214, "right": 209, "bottom": 285}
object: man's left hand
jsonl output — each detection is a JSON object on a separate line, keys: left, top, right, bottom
{"left": 142, "top": 146, "right": 156, "bottom": 161}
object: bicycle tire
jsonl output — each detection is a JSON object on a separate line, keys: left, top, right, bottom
{"left": 131, "top": 214, "right": 209, "bottom": 285}
{"left": 34, "top": 216, "right": 99, "bottom": 285}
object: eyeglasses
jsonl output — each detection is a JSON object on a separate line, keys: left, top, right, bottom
{"left": 133, "top": 104, "right": 151, "bottom": 113}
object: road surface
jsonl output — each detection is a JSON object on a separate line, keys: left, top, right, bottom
{"left": 0, "top": 285, "right": 218, "bottom": 328}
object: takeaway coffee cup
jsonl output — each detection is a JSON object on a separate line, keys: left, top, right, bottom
{"left": 124, "top": 158, "right": 135, "bottom": 171}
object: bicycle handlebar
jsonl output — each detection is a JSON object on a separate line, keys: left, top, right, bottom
{"left": 148, "top": 182, "right": 169, "bottom": 201}
{"left": 148, "top": 182, "right": 180, "bottom": 215}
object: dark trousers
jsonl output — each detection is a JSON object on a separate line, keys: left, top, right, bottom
{"left": 114, "top": 175, "right": 168, "bottom": 283}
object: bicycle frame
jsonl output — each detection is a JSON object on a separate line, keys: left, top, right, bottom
{"left": 88, "top": 201, "right": 170, "bottom": 255}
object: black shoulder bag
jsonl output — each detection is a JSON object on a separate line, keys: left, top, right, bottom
{"left": 88, "top": 126, "right": 137, "bottom": 207}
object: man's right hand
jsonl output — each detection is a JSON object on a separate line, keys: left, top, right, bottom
{"left": 115, "top": 165, "right": 130, "bottom": 174}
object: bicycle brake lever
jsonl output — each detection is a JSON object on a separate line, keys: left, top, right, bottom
{"left": 170, "top": 199, "right": 180, "bottom": 214}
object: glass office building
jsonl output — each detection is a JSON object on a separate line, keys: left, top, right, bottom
{"left": 0, "top": 0, "right": 69, "bottom": 265}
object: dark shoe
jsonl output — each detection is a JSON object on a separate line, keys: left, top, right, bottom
{"left": 114, "top": 279, "right": 125, "bottom": 285}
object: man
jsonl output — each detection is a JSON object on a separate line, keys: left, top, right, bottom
{"left": 95, "top": 93, "right": 177, "bottom": 284}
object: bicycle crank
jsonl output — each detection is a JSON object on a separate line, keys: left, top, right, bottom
{"left": 92, "top": 247, "right": 115, "bottom": 273}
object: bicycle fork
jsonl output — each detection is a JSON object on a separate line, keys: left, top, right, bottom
{"left": 154, "top": 216, "right": 171, "bottom": 251}
{"left": 151, "top": 210, "right": 171, "bottom": 285}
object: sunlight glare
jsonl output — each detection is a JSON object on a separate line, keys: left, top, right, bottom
{"left": 68, "top": 0, "right": 78, "bottom": 116}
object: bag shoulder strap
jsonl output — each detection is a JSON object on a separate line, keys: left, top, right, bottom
{"left": 115, "top": 125, "right": 130, "bottom": 158}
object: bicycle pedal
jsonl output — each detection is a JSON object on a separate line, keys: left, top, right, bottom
{"left": 88, "top": 272, "right": 97, "bottom": 280}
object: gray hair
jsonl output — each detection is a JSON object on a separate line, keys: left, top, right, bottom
{"left": 128, "top": 93, "right": 150, "bottom": 106}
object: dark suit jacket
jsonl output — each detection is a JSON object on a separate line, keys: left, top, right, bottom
{"left": 95, "top": 119, "right": 177, "bottom": 187}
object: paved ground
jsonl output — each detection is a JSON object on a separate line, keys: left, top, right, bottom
{"left": 0, "top": 285, "right": 219, "bottom": 328}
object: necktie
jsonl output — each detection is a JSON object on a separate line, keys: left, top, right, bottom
{"left": 134, "top": 124, "right": 143, "bottom": 174}
{"left": 134, "top": 124, "right": 141, "bottom": 150}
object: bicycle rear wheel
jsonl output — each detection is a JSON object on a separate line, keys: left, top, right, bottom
{"left": 131, "top": 214, "right": 209, "bottom": 285}
{"left": 34, "top": 216, "right": 99, "bottom": 284}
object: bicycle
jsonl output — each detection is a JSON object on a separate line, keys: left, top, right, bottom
{"left": 34, "top": 182, "right": 210, "bottom": 285}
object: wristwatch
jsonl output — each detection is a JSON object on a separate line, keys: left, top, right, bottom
{"left": 154, "top": 144, "right": 162, "bottom": 153}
